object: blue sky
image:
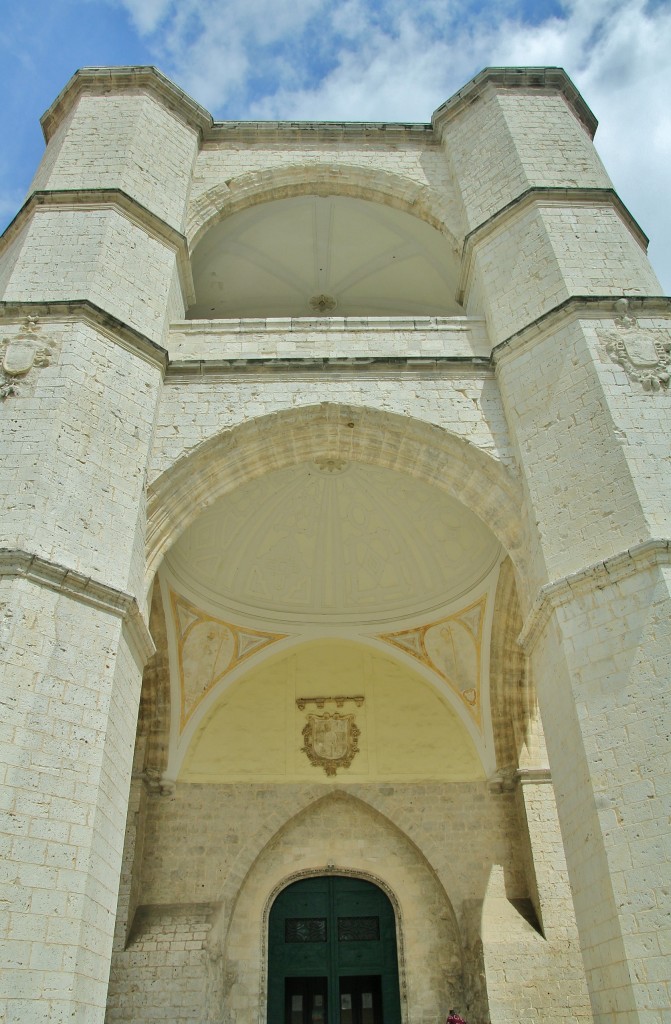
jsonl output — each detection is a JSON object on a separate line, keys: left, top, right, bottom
{"left": 1, "top": 0, "right": 669, "bottom": 289}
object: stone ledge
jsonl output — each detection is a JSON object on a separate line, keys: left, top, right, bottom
{"left": 492, "top": 294, "right": 671, "bottom": 363}
{"left": 176, "top": 315, "right": 483, "bottom": 334}
{"left": 0, "top": 188, "right": 195, "bottom": 307}
{"left": 488, "top": 766, "right": 552, "bottom": 792}
{"left": 169, "top": 316, "right": 491, "bottom": 361}
{"left": 164, "top": 354, "right": 494, "bottom": 382}
{"left": 458, "top": 187, "right": 649, "bottom": 305}
{"left": 432, "top": 66, "right": 597, "bottom": 138}
{"left": 518, "top": 538, "right": 671, "bottom": 653}
{"left": 0, "top": 299, "right": 168, "bottom": 372}
{"left": 41, "top": 65, "right": 212, "bottom": 143}
{"left": 206, "top": 121, "right": 435, "bottom": 145}
{"left": 0, "top": 548, "right": 155, "bottom": 665}
{"left": 516, "top": 767, "right": 552, "bottom": 786}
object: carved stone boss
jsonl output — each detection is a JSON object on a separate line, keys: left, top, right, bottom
{"left": 298, "top": 696, "right": 363, "bottom": 776}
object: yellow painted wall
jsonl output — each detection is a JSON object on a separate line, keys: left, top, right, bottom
{"left": 180, "top": 639, "right": 485, "bottom": 782}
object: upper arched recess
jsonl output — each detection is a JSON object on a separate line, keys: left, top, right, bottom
{"left": 145, "top": 403, "right": 528, "bottom": 599}
{"left": 187, "top": 194, "right": 463, "bottom": 319}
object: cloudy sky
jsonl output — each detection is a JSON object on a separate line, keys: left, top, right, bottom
{"left": 1, "top": 0, "right": 669, "bottom": 289}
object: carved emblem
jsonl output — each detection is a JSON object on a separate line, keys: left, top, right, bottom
{"left": 3, "top": 339, "right": 37, "bottom": 377}
{"left": 602, "top": 298, "right": 671, "bottom": 392}
{"left": 0, "top": 316, "right": 55, "bottom": 399}
{"left": 301, "top": 713, "right": 360, "bottom": 776}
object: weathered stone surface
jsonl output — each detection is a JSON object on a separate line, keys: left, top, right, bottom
{"left": 0, "top": 65, "right": 668, "bottom": 1024}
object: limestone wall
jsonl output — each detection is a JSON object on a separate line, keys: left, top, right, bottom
{"left": 105, "top": 782, "right": 591, "bottom": 1024}
{"left": 149, "top": 368, "right": 514, "bottom": 484}
{"left": 438, "top": 86, "right": 611, "bottom": 233}
{"left": 0, "top": 315, "right": 163, "bottom": 596}
{"left": 31, "top": 93, "right": 199, "bottom": 232}
{"left": 0, "top": 576, "right": 146, "bottom": 1024}
{"left": 187, "top": 133, "right": 465, "bottom": 252}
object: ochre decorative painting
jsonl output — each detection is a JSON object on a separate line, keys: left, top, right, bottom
{"left": 377, "top": 596, "right": 486, "bottom": 725}
{"left": 170, "top": 589, "right": 289, "bottom": 728}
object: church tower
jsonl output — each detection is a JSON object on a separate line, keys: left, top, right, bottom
{"left": 0, "top": 66, "right": 669, "bottom": 1024}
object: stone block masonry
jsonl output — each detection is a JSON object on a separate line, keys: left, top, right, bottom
{"left": 0, "top": 64, "right": 668, "bottom": 1024}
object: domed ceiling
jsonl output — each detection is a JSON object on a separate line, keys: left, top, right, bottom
{"left": 165, "top": 461, "right": 500, "bottom": 626}
{"left": 188, "top": 196, "right": 462, "bottom": 318}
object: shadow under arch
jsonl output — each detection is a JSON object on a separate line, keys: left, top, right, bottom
{"left": 207, "top": 789, "right": 464, "bottom": 1024}
{"left": 146, "top": 402, "right": 528, "bottom": 599}
{"left": 186, "top": 162, "right": 463, "bottom": 254}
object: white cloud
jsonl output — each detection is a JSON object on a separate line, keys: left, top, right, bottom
{"left": 122, "top": 0, "right": 174, "bottom": 34}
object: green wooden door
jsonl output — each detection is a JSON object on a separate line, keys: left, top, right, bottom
{"left": 268, "top": 877, "right": 401, "bottom": 1024}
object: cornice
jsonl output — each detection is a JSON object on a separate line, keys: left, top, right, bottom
{"left": 0, "top": 188, "right": 195, "bottom": 308}
{"left": 457, "top": 187, "right": 648, "bottom": 305}
{"left": 432, "top": 66, "right": 597, "bottom": 138}
{"left": 491, "top": 295, "right": 671, "bottom": 365}
{"left": 489, "top": 765, "right": 552, "bottom": 792}
{"left": 39, "top": 66, "right": 595, "bottom": 154}
{"left": 164, "top": 354, "right": 494, "bottom": 383}
{"left": 0, "top": 299, "right": 168, "bottom": 372}
{"left": 41, "top": 66, "right": 212, "bottom": 143}
{"left": 516, "top": 767, "right": 552, "bottom": 786}
{"left": 518, "top": 538, "right": 671, "bottom": 653}
{"left": 0, "top": 548, "right": 155, "bottom": 665}
{"left": 205, "top": 121, "right": 435, "bottom": 146}
{"left": 173, "top": 315, "right": 486, "bottom": 335}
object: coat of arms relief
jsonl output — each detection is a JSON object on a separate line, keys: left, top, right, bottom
{"left": 299, "top": 696, "right": 363, "bottom": 776}
{"left": 601, "top": 298, "right": 671, "bottom": 391}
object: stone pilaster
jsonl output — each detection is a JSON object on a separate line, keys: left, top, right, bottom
{"left": 0, "top": 70, "right": 204, "bottom": 1023}
{"left": 437, "top": 68, "right": 671, "bottom": 1023}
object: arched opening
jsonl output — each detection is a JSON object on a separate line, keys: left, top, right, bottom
{"left": 268, "top": 875, "right": 402, "bottom": 1024}
{"left": 109, "top": 407, "right": 563, "bottom": 1024}
{"left": 153, "top": 450, "right": 506, "bottom": 782}
{"left": 187, "top": 195, "right": 462, "bottom": 318}
{"left": 145, "top": 403, "right": 527, "bottom": 590}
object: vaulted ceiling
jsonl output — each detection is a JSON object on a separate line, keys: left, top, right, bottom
{"left": 188, "top": 196, "right": 462, "bottom": 318}
{"left": 156, "top": 461, "right": 503, "bottom": 782}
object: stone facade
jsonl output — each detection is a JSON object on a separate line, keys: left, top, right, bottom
{"left": 0, "top": 66, "right": 669, "bottom": 1024}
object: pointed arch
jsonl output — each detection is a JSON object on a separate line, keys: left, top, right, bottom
{"left": 207, "top": 790, "right": 464, "bottom": 1024}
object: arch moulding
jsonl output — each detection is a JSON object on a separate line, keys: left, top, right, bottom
{"left": 208, "top": 791, "right": 463, "bottom": 1024}
{"left": 186, "top": 163, "right": 463, "bottom": 253}
{"left": 145, "top": 403, "right": 528, "bottom": 601}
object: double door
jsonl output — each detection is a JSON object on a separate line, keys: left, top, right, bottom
{"left": 285, "top": 975, "right": 382, "bottom": 1024}
{"left": 269, "top": 876, "right": 401, "bottom": 1024}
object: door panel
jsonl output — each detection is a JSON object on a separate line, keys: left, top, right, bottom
{"left": 339, "top": 976, "right": 382, "bottom": 1024}
{"left": 268, "top": 877, "right": 400, "bottom": 1024}
{"left": 285, "top": 977, "right": 328, "bottom": 1024}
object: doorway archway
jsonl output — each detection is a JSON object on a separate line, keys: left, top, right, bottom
{"left": 268, "top": 876, "right": 402, "bottom": 1024}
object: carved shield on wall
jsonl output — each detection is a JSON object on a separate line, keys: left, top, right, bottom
{"left": 301, "top": 713, "right": 360, "bottom": 776}
{"left": 622, "top": 330, "right": 659, "bottom": 367}
{"left": 3, "top": 339, "right": 36, "bottom": 376}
